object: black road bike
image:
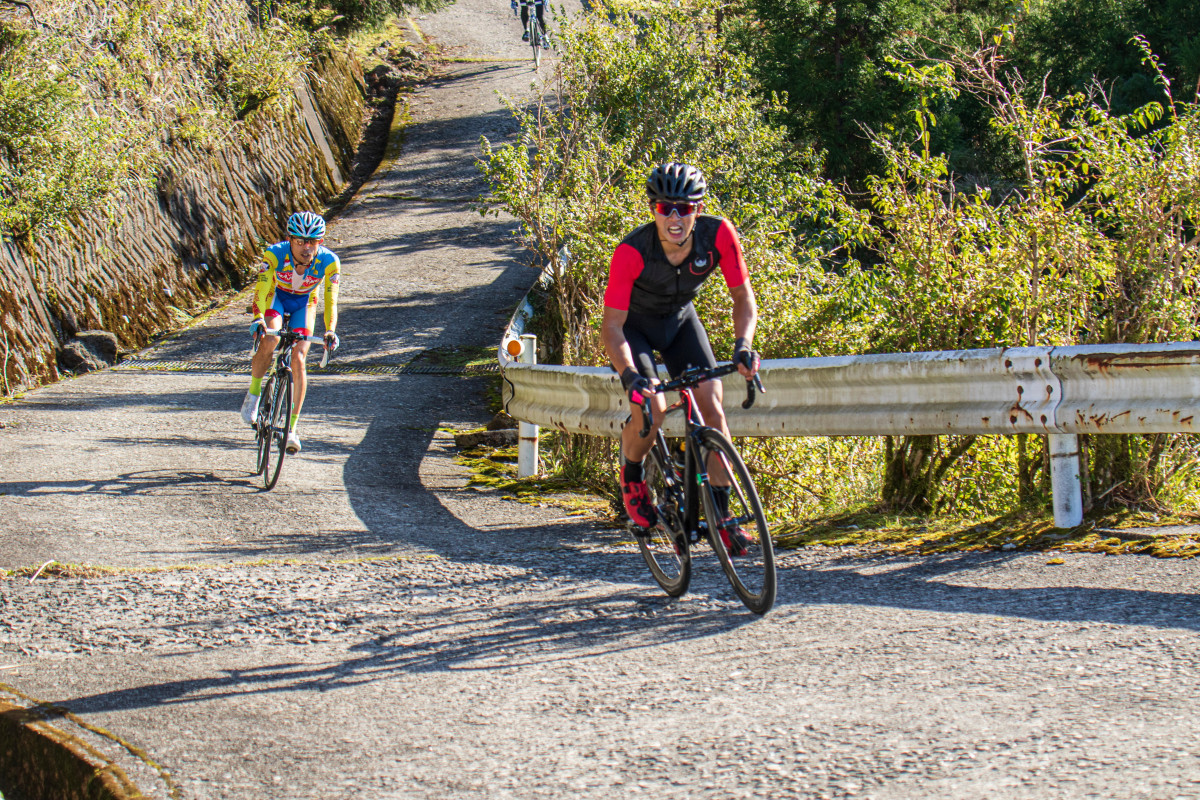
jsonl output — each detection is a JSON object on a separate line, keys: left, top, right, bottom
{"left": 632, "top": 364, "right": 776, "bottom": 614}
{"left": 252, "top": 329, "right": 331, "bottom": 490}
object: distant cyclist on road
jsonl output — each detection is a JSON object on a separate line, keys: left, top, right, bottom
{"left": 515, "top": 0, "right": 549, "bottom": 48}
{"left": 601, "top": 162, "right": 761, "bottom": 551}
{"left": 239, "top": 211, "right": 341, "bottom": 455}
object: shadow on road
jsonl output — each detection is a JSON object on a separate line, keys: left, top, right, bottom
{"left": 38, "top": 590, "right": 751, "bottom": 715}
{"left": 0, "top": 469, "right": 259, "bottom": 498}
{"left": 774, "top": 549, "right": 1200, "bottom": 630}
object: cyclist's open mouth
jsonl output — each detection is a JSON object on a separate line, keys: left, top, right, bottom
{"left": 664, "top": 222, "right": 689, "bottom": 242}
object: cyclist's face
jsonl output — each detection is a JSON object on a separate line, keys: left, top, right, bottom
{"left": 288, "top": 235, "right": 322, "bottom": 264}
{"left": 651, "top": 200, "right": 701, "bottom": 246}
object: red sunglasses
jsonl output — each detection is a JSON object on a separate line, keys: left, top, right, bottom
{"left": 654, "top": 201, "right": 697, "bottom": 217}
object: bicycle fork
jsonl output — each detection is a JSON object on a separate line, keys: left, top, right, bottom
{"left": 680, "top": 430, "right": 710, "bottom": 546}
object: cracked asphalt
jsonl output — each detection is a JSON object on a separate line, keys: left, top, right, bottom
{"left": 3, "top": 2, "right": 1200, "bottom": 798}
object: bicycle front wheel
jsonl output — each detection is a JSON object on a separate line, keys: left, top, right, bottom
{"left": 698, "top": 429, "right": 776, "bottom": 614}
{"left": 530, "top": 19, "right": 542, "bottom": 67}
{"left": 254, "top": 377, "right": 274, "bottom": 476}
{"left": 262, "top": 372, "right": 292, "bottom": 490}
{"left": 637, "top": 448, "right": 691, "bottom": 597}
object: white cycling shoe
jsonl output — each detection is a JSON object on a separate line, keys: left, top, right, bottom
{"left": 240, "top": 392, "right": 259, "bottom": 425}
{"left": 285, "top": 430, "right": 302, "bottom": 455}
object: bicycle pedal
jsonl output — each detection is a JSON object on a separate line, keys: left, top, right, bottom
{"left": 629, "top": 520, "right": 668, "bottom": 538}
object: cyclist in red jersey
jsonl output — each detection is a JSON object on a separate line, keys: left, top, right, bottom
{"left": 601, "top": 162, "right": 761, "bottom": 539}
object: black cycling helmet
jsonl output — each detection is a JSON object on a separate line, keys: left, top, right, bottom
{"left": 645, "top": 162, "right": 707, "bottom": 203}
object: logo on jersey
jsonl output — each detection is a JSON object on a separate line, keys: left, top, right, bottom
{"left": 689, "top": 252, "right": 715, "bottom": 276}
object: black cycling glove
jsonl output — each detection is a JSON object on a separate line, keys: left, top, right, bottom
{"left": 733, "top": 337, "right": 761, "bottom": 373}
{"left": 620, "top": 367, "right": 653, "bottom": 404}
{"left": 324, "top": 331, "right": 340, "bottom": 351}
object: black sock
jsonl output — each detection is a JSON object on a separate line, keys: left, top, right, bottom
{"left": 711, "top": 485, "right": 731, "bottom": 518}
{"left": 622, "top": 457, "right": 643, "bottom": 483}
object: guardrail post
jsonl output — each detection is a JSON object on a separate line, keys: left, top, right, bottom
{"left": 517, "top": 334, "right": 539, "bottom": 478}
{"left": 1049, "top": 434, "right": 1083, "bottom": 529}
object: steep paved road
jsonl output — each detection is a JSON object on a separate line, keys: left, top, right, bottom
{"left": 3, "top": 3, "right": 1200, "bottom": 798}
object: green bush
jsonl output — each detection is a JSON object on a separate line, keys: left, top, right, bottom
{"left": 482, "top": 0, "right": 868, "bottom": 486}
{"left": 214, "top": 18, "right": 309, "bottom": 119}
{"left": 286, "top": 0, "right": 450, "bottom": 33}
{"left": 0, "top": 17, "right": 156, "bottom": 238}
{"left": 0, "top": 0, "right": 349, "bottom": 241}
{"left": 488, "top": 3, "right": 1200, "bottom": 523}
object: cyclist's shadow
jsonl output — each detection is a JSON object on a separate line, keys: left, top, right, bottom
{"left": 39, "top": 590, "right": 749, "bottom": 720}
{"left": 0, "top": 469, "right": 259, "bottom": 497}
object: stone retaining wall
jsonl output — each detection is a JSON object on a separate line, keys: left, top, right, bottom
{"left": 0, "top": 46, "right": 367, "bottom": 395}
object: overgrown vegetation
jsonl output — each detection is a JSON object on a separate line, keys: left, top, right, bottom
{"left": 0, "top": 0, "right": 446, "bottom": 242}
{"left": 484, "top": 0, "right": 1200, "bottom": 537}
{"left": 483, "top": 0, "right": 865, "bottom": 494}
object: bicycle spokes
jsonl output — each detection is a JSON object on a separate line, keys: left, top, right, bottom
{"left": 636, "top": 454, "right": 691, "bottom": 597}
{"left": 699, "top": 432, "right": 776, "bottom": 615}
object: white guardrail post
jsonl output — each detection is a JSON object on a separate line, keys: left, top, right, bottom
{"left": 517, "top": 334, "right": 539, "bottom": 478}
{"left": 1048, "top": 434, "right": 1083, "bottom": 528}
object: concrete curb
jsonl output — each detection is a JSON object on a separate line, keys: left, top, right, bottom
{"left": 0, "top": 699, "right": 141, "bottom": 800}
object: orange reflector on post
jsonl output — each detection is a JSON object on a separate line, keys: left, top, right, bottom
{"left": 506, "top": 338, "right": 523, "bottom": 357}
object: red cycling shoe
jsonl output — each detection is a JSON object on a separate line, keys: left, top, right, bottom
{"left": 621, "top": 465, "right": 658, "bottom": 528}
{"left": 718, "top": 519, "right": 755, "bottom": 557}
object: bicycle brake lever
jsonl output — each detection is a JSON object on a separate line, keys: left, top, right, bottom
{"left": 742, "top": 375, "right": 759, "bottom": 410}
{"left": 319, "top": 347, "right": 330, "bottom": 368}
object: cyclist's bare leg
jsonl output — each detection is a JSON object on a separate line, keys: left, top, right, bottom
{"left": 620, "top": 389, "right": 667, "bottom": 464}
{"left": 694, "top": 380, "right": 732, "bottom": 486}
{"left": 250, "top": 335, "right": 278, "bottom": 381}
{"left": 290, "top": 341, "right": 310, "bottom": 420}
{"left": 290, "top": 303, "right": 319, "bottom": 421}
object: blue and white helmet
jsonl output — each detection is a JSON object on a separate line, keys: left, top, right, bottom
{"left": 286, "top": 211, "right": 326, "bottom": 238}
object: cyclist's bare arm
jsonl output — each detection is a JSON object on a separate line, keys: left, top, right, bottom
{"left": 601, "top": 305, "right": 638, "bottom": 378}
{"left": 729, "top": 282, "right": 759, "bottom": 379}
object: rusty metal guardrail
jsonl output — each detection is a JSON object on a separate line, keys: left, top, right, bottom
{"left": 501, "top": 341, "right": 1200, "bottom": 528}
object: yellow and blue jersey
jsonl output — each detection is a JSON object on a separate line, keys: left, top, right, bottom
{"left": 252, "top": 241, "right": 340, "bottom": 333}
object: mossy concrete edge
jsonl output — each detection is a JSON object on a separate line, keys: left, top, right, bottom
{"left": 0, "top": 700, "right": 143, "bottom": 800}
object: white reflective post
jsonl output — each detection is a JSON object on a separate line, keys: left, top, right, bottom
{"left": 1049, "top": 433, "right": 1083, "bottom": 528}
{"left": 518, "top": 334, "right": 539, "bottom": 478}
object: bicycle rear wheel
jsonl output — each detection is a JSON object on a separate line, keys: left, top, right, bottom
{"left": 697, "top": 429, "right": 776, "bottom": 614}
{"left": 530, "top": 18, "right": 542, "bottom": 67}
{"left": 262, "top": 372, "right": 291, "bottom": 490}
{"left": 254, "top": 377, "right": 273, "bottom": 475}
{"left": 636, "top": 447, "right": 691, "bottom": 597}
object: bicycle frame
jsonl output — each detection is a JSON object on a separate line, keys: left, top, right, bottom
{"left": 254, "top": 328, "right": 331, "bottom": 382}
{"left": 649, "top": 392, "right": 706, "bottom": 545}
{"left": 641, "top": 363, "right": 764, "bottom": 544}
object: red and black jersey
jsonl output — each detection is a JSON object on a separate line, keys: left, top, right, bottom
{"left": 603, "top": 215, "right": 749, "bottom": 316}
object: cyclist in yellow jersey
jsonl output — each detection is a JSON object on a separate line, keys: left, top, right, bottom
{"left": 239, "top": 211, "right": 340, "bottom": 455}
